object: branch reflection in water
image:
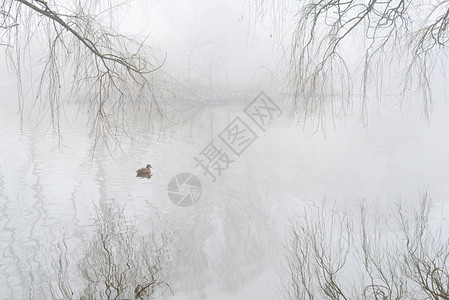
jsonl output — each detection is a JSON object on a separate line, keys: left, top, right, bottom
{"left": 44, "top": 203, "right": 174, "bottom": 300}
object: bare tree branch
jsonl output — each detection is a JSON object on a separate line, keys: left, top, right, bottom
{"left": 258, "top": 0, "right": 449, "bottom": 122}
{"left": 1, "top": 0, "right": 166, "bottom": 152}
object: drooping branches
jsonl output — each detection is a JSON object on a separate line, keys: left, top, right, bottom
{"left": 0, "top": 0, "right": 165, "bottom": 150}
{"left": 286, "top": 0, "right": 449, "bottom": 121}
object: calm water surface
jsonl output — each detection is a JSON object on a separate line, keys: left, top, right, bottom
{"left": 0, "top": 95, "right": 448, "bottom": 299}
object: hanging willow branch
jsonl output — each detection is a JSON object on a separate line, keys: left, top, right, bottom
{"left": 276, "top": 0, "right": 449, "bottom": 121}
{"left": 0, "top": 0, "right": 166, "bottom": 151}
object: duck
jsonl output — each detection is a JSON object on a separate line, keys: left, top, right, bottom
{"left": 136, "top": 164, "right": 152, "bottom": 178}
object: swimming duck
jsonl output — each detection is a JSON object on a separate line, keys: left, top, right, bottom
{"left": 136, "top": 164, "right": 152, "bottom": 178}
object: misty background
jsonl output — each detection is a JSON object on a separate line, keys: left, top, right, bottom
{"left": 1, "top": 0, "right": 449, "bottom": 299}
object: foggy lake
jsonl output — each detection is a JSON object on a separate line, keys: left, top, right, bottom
{"left": 1, "top": 1, "right": 449, "bottom": 299}
{"left": 1, "top": 94, "right": 448, "bottom": 299}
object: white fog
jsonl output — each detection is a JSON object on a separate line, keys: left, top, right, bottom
{"left": 1, "top": 1, "right": 449, "bottom": 299}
